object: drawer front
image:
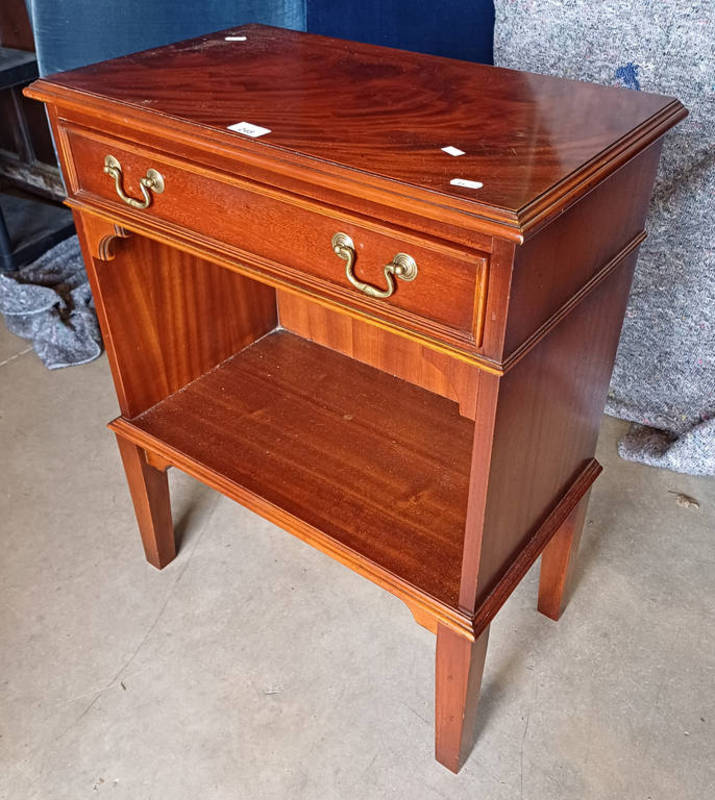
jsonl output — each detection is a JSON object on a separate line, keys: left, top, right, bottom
{"left": 62, "top": 127, "right": 488, "bottom": 349}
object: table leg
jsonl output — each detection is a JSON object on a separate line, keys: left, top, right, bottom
{"left": 435, "top": 623, "right": 490, "bottom": 773}
{"left": 115, "top": 434, "right": 175, "bottom": 569}
{"left": 537, "top": 489, "right": 590, "bottom": 620}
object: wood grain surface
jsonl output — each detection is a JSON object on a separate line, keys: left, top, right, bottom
{"left": 277, "top": 290, "right": 480, "bottom": 416}
{"left": 122, "top": 330, "right": 473, "bottom": 608}
{"left": 25, "top": 24, "right": 686, "bottom": 238}
{"left": 75, "top": 224, "right": 278, "bottom": 418}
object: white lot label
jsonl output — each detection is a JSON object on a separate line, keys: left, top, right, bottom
{"left": 450, "top": 178, "right": 484, "bottom": 189}
{"left": 225, "top": 35, "right": 247, "bottom": 41}
{"left": 441, "top": 146, "right": 465, "bottom": 157}
{"left": 228, "top": 122, "right": 271, "bottom": 138}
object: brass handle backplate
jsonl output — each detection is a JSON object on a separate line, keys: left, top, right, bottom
{"left": 331, "top": 232, "right": 417, "bottom": 299}
{"left": 103, "top": 154, "right": 165, "bottom": 210}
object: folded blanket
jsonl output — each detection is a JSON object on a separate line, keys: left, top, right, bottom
{"left": 494, "top": 0, "right": 714, "bottom": 475}
{"left": 0, "top": 236, "right": 102, "bottom": 369}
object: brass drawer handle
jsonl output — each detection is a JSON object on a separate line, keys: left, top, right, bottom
{"left": 103, "top": 154, "right": 165, "bottom": 210}
{"left": 331, "top": 232, "right": 418, "bottom": 299}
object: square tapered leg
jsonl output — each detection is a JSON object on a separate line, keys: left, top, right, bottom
{"left": 538, "top": 491, "right": 591, "bottom": 620}
{"left": 435, "top": 623, "right": 490, "bottom": 772}
{"left": 115, "top": 435, "right": 175, "bottom": 569}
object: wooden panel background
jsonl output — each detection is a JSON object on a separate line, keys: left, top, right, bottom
{"left": 76, "top": 215, "right": 278, "bottom": 418}
{"left": 277, "top": 291, "right": 480, "bottom": 417}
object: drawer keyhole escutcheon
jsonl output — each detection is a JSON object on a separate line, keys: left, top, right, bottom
{"left": 331, "top": 232, "right": 418, "bottom": 299}
{"left": 103, "top": 154, "right": 165, "bottom": 210}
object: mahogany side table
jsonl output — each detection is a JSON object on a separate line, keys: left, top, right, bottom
{"left": 26, "top": 25, "right": 686, "bottom": 772}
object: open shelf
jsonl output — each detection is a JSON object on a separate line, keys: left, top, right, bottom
{"left": 114, "top": 330, "right": 473, "bottom": 609}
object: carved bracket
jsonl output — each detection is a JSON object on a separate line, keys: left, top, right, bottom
{"left": 80, "top": 215, "right": 132, "bottom": 261}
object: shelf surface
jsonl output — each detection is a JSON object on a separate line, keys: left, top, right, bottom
{"left": 126, "top": 330, "right": 473, "bottom": 608}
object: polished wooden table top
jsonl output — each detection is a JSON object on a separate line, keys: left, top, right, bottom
{"left": 33, "top": 24, "right": 685, "bottom": 236}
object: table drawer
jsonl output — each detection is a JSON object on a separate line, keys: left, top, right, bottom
{"left": 62, "top": 127, "right": 488, "bottom": 349}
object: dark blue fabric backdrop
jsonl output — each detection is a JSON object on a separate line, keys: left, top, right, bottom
{"left": 25, "top": 1, "right": 305, "bottom": 76}
{"left": 308, "top": 0, "right": 494, "bottom": 64}
{"left": 25, "top": 1, "right": 494, "bottom": 77}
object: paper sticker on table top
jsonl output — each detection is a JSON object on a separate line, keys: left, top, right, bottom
{"left": 450, "top": 178, "right": 484, "bottom": 189}
{"left": 441, "top": 146, "right": 465, "bottom": 157}
{"left": 227, "top": 122, "right": 271, "bottom": 138}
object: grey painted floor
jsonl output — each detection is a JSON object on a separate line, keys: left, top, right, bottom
{"left": 1, "top": 321, "right": 713, "bottom": 800}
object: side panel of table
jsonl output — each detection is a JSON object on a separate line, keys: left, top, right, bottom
{"left": 459, "top": 142, "right": 664, "bottom": 617}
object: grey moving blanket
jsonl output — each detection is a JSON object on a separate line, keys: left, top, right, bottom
{"left": 0, "top": 236, "right": 101, "bottom": 369}
{"left": 494, "top": 0, "right": 714, "bottom": 475}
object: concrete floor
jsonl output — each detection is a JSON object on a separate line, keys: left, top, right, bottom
{"left": 1, "top": 320, "right": 713, "bottom": 800}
